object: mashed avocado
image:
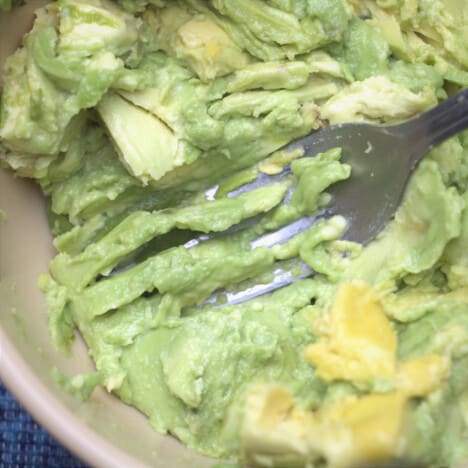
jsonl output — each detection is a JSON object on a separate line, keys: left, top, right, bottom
{"left": 1, "top": 0, "right": 468, "bottom": 466}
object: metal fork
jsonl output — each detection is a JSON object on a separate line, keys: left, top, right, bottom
{"left": 196, "top": 88, "right": 468, "bottom": 305}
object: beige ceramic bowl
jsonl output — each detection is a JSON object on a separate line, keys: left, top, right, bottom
{"left": 0, "top": 2, "right": 212, "bottom": 466}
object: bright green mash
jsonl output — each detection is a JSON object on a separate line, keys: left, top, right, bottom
{"left": 1, "top": 0, "right": 468, "bottom": 466}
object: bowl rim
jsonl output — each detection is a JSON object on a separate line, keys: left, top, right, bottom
{"left": 0, "top": 325, "right": 147, "bottom": 468}
{"left": 0, "top": 3, "right": 146, "bottom": 465}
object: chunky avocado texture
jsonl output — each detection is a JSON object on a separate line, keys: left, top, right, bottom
{"left": 1, "top": 0, "right": 468, "bottom": 466}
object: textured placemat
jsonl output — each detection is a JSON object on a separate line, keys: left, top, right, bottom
{"left": 0, "top": 380, "right": 88, "bottom": 467}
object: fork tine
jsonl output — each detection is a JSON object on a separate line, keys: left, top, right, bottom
{"left": 250, "top": 215, "right": 320, "bottom": 249}
{"left": 205, "top": 261, "right": 313, "bottom": 308}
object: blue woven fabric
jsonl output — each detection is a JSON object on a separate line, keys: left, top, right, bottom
{"left": 0, "top": 380, "right": 88, "bottom": 467}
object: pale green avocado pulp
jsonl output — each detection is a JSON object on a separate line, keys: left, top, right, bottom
{"left": 2, "top": 0, "right": 468, "bottom": 466}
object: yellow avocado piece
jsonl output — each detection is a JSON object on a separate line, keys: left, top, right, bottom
{"left": 304, "top": 281, "right": 397, "bottom": 385}
{"left": 397, "top": 354, "right": 451, "bottom": 397}
{"left": 241, "top": 384, "right": 407, "bottom": 468}
{"left": 318, "top": 392, "right": 407, "bottom": 466}
{"left": 241, "top": 282, "right": 452, "bottom": 467}
{"left": 241, "top": 384, "right": 315, "bottom": 464}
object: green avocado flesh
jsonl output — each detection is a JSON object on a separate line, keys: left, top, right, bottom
{"left": 2, "top": 0, "right": 468, "bottom": 466}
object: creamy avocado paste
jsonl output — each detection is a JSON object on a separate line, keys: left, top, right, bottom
{"left": 1, "top": 0, "right": 468, "bottom": 466}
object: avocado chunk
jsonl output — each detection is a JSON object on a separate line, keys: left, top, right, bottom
{"left": 156, "top": 4, "right": 250, "bottom": 81}
{"left": 97, "top": 93, "right": 181, "bottom": 184}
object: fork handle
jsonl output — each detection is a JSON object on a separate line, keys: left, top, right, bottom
{"left": 391, "top": 88, "right": 468, "bottom": 168}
